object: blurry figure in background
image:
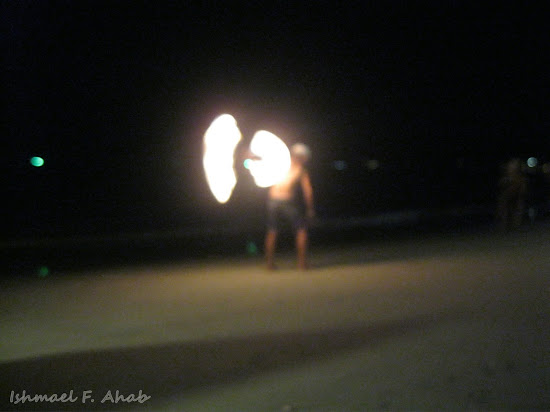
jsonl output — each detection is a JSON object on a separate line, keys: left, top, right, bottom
{"left": 497, "top": 158, "right": 527, "bottom": 231}
{"left": 525, "top": 160, "right": 547, "bottom": 224}
{"left": 265, "top": 143, "right": 315, "bottom": 270}
{"left": 544, "top": 163, "right": 550, "bottom": 218}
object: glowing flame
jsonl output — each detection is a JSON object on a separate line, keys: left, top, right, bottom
{"left": 203, "top": 114, "right": 242, "bottom": 203}
{"left": 248, "top": 130, "right": 291, "bottom": 187}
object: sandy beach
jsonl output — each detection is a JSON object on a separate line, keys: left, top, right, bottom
{"left": 1, "top": 226, "right": 549, "bottom": 410}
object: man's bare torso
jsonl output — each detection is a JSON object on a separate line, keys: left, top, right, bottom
{"left": 268, "top": 163, "right": 304, "bottom": 201}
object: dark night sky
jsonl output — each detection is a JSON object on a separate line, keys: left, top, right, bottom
{"left": 3, "top": 1, "right": 550, "bottom": 240}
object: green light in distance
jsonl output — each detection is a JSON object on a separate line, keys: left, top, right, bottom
{"left": 246, "top": 241, "right": 258, "bottom": 255}
{"left": 30, "top": 156, "right": 45, "bottom": 167}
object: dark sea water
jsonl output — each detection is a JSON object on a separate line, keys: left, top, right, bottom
{"left": 1, "top": 206, "right": 503, "bottom": 278}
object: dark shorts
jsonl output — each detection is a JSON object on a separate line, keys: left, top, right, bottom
{"left": 267, "top": 199, "right": 306, "bottom": 231}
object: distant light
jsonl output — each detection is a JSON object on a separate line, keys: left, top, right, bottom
{"left": 333, "top": 160, "right": 347, "bottom": 171}
{"left": 243, "top": 158, "right": 252, "bottom": 170}
{"left": 527, "top": 157, "right": 538, "bottom": 168}
{"left": 38, "top": 266, "right": 49, "bottom": 277}
{"left": 247, "top": 130, "right": 291, "bottom": 188}
{"left": 246, "top": 241, "right": 258, "bottom": 255}
{"left": 202, "top": 114, "right": 242, "bottom": 203}
{"left": 366, "top": 159, "right": 380, "bottom": 170}
{"left": 30, "top": 156, "right": 44, "bottom": 167}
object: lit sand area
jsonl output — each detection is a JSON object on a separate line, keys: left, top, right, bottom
{"left": 1, "top": 227, "right": 549, "bottom": 410}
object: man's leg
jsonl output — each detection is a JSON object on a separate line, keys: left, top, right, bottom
{"left": 296, "top": 227, "right": 308, "bottom": 270}
{"left": 512, "top": 197, "right": 524, "bottom": 229}
{"left": 496, "top": 195, "right": 509, "bottom": 232}
{"left": 265, "top": 229, "right": 278, "bottom": 270}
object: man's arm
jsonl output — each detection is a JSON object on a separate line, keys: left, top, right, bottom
{"left": 301, "top": 171, "right": 315, "bottom": 219}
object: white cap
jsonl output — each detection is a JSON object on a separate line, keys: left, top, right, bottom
{"left": 290, "top": 143, "right": 311, "bottom": 160}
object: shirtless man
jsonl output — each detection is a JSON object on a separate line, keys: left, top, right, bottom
{"left": 265, "top": 143, "right": 315, "bottom": 270}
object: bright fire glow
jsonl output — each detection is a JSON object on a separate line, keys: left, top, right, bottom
{"left": 248, "top": 130, "right": 291, "bottom": 187}
{"left": 203, "top": 114, "right": 242, "bottom": 203}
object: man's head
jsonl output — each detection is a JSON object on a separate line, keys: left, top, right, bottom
{"left": 290, "top": 143, "right": 311, "bottom": 164}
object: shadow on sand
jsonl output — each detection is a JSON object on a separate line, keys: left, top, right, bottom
{"left": 0, "top": 310, "right": 466, "bottom": 410}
